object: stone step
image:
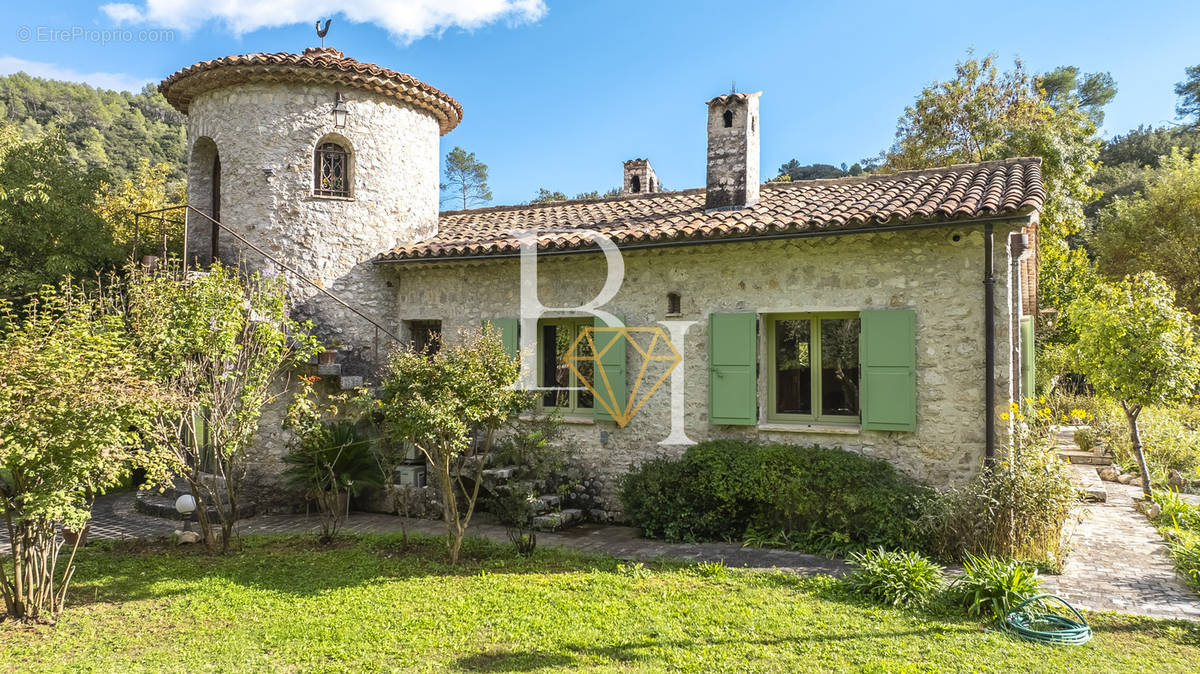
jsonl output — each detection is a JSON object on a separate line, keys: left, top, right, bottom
{"left": 339, "top": 375, "right": 363, "bottom": 390}
{"left": 1058, "top": 449, "right": 1110, "bottom": 466}
{"left": 533, "top": 508, "right": 582, "bottom": 532}
{"left": 480, "top": 466, "right": 518, "bottom": 485}
{"left": 1067, "top": 464, "right": 1107, "bottom": 502}
{"left": 317, "top": 363, "right": 342, "bottom": 376}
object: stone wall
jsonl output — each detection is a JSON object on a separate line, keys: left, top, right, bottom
{"left": 183, "top": 81, "right": 441, "bottom": 372}
{"left": 383, "top": 226, "right": 1022, "bottom": 516}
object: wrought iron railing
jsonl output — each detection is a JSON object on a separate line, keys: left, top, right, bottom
{"left": 132, "top": 204, "right": 400, "bottom": 361}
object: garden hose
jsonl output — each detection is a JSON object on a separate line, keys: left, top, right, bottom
{"left": 1003, "top": 594, "right": 1093, "bottom": 645}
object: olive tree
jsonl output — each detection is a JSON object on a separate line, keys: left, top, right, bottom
{"left": 0, "top": 283, "right": 166, "bottom": 622}
{"left": 378, "top": 327, "right": 528, "bottom": 564}
{"left": 127, "top": 262, "right": 318, "bottom": 553}
{"left": 1067, "top": 272, "right": 1200, "bottom": 496}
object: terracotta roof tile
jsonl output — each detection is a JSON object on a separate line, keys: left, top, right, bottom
{"left": 379, "top": 158, "right": 1043, "bottom": 263}
{"left": 160, "top": 47, "right": 462, "bottom": 135}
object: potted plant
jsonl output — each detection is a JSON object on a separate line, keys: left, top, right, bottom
{"left": 283, "top": 379, "right": 379, "bottom": 542}
{"left": 318, "top": 337, "right": 344, "bottom": 365}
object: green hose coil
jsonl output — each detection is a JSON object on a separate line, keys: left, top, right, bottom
{"left": 1003, "top": 594, "right": 1093, "bottom": 645}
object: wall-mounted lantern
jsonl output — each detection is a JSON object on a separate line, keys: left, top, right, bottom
{"left": 332, "top": 92, "right": 349, "bottom": 129}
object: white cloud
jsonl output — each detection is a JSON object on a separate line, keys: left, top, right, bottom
{"left": 0, "top": 56, "right": 150, "bottom": 93}
{"left": 100, "top": 0, "right": 547, "bottom": 42}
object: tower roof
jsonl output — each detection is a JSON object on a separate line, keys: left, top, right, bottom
{"left": 159, "top": 47, "right": 463, "bottom": 135}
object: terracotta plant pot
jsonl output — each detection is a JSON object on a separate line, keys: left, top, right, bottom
{"left": 62, "top": 525, "right": 90, "bottom": 548}
{"left": 318, "top": 349, "right": 339, "bottom": 365}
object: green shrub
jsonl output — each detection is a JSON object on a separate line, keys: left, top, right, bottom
{"left": 1106, "top": 406, "right": 1200, "bottom": 487}
{"left": 1073, "top": 426, "right": 1099, "bottom": 451}
{"left": 953, "top": 553, "right": 1042, "bottom": 618}
{"left": 620, "top": 440, "right": 933, "bottom": 553}
{"left": 1151, "top": 491, "right": 1200, "bottom": 591}
{"left": 844, "top": 548, "right": 945, "bottom": 609}
{"left": 921, "top": 453, "right": 1077, "bottom": 566}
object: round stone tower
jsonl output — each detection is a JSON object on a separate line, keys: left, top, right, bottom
{"left": 160, "top": 47, "right": 462, "bottom": 369}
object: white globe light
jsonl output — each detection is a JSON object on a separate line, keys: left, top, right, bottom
{"left": 175, "top": 494, "right": 197, "bottom": 515}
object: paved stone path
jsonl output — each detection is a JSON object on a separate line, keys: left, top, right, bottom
{"left": 1, "top": 492, "right": 848, "bottom": 577}
{"left": 1041, "top": 481, "right": 1200, "bottom": 621}
{"left": 5, "top": 467, "right": 1199, "bottom": 621}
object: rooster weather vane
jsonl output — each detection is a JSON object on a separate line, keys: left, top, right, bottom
{"left": 316, "top": 19, "right": 332, "bottom": 48}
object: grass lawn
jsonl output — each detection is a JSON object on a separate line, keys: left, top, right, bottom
{"left": 3, "top": 535, "right": 1199, "bottom": 673}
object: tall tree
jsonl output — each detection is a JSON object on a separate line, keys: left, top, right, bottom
{"left": 885, "top": 54, "right": 1104, "bottom": 331}
{"left": 1092, "top": 149, "right": 1200, "bottom": 313}
{"left": 0, "top": 124, "right": 122, "bottom": 301}
{"left": 1039, "top": 66, "right": 1116, "bottom": 125}
{"left": 1175, "top": 64, "right": 1200, "bottom": 126}
{"left": 530, "top": 188, "right": 568, "bottom": 204}
{"left": 440, "top": 146, "right": 492, "bottom": 210}
{"left": 0, "top": 75, "right": 186, "bottom": 184}
{"left": 775, "top": 160, "right": 848, "bottom": 181}
{"left": 93, "top": 159, "right": 182, "bottom": 252}
{"left": 1067, "top": 273, "right": 1200, "bottom": 497}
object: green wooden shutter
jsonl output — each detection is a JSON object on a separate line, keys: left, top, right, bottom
{"left": 708, "top": 312, "right": 757, "bottom": 425}
{"left": 482, "top": 318, "right": 519, "bottom": 358}
{"left": 593, "top": 315, "right": 626, "bottom": 422}
{"left": 1020, "top": 316, "right": 1035, "bottom": 402}
{"left": 860, "top": 309, "right": 917, "bottom": 431}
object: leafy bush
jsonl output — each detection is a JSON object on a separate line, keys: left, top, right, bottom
{"left": 1106, "top": 406, "right": 1200, "bottom": 487}
{"left": 953, "top": 553, "right": 1042, "bottom": 618}
{"left": 620, "top": 440, "right": 933, "bottom": 553}
{"left": 922, "top": 452, "right": 1077, "bottom": 566}
{"left": 1151, "top": 491, "right": 1200, "bottom": 591}
{"left": 844, "top": 548, "right": 945, "bottom": 609}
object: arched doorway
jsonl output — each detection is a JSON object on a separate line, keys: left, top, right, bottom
{"left": 188, "top": 137, "right": 221, "bottom": 265}
{"left": 210, "top": 153, "right": 221, "bottom": 262}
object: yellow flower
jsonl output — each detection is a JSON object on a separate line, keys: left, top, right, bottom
{"left": 1001, "top": 412, "right": 1010, "bottom": 421}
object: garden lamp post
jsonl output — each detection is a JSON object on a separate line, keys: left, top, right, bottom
{"left": 175, "top": 494, "right": 197, "bottom": 532}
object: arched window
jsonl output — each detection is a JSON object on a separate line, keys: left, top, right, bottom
{"left": 631, "top": 175, "right": 641, "bottom": 193}
{"left": 723, "top": 109, "right": 734, "bottom": 128}
{"left": 314, "top": 141, "right": 350, "bottom": 197}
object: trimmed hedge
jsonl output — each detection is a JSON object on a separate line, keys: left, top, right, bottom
{"left": 620, "top": 440, "right": 932, "bottom": 553}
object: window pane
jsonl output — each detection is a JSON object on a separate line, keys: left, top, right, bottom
{"left": 774, "top": 319, "right": 812, "bottom": 415}
{"left": 541, "top": 324, "right": 569, "bottom": 408}
{"left": 575, "top": 326, "right": 593, "bottom": 410}
{"left": 410, "top": 320, "right": 441, "bottom": 355}
{"left": 821, "top": 318, "right": 861, "bottom": 416}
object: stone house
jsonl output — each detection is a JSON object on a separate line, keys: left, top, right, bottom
{"left": 160, "top": 47, "right": 1044, "bottom": 513}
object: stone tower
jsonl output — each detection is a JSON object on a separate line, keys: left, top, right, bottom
{"left": 623, "top": 158, "right": 660, "bottom": 194}
{"left": 159, "top": 47, "right": 462, "bottom": 370}
{"left": 705, "top": 91, "right": 761, "bottom": 210}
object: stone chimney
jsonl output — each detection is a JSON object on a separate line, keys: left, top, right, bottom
{"left": 623, "top": 158, "right": 659, "bottom": 194}
{"left": 705, "top": 91, "right": 761, "bottom": 211}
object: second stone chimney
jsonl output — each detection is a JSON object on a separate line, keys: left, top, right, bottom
{"left": 705, "top": 91, "right": 761, "bottom": 210}
{"left": 623, "top": 158, "right": 659, "bottom": 194}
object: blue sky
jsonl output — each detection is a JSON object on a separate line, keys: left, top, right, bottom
{"left": 3, "top": 1, "right": 1199, "bottom": 205}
